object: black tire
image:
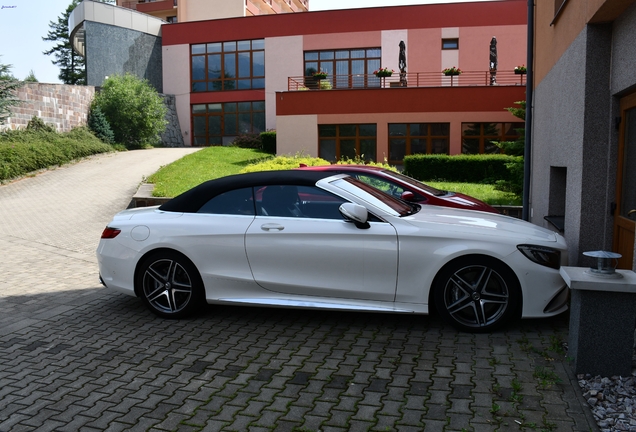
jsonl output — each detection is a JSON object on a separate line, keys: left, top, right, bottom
{"left": 433, "top": 255, "right": 520, "bottom": 332}
{"left": 136, "top": 250, "right": 204, "bottom": 319}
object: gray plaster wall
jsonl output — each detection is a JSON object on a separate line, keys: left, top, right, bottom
{"left": 85, "top": 21, "right": 162, "bottom": 93}
{"left": 531, "top": 24, "right": 614, "bottom": 266}
{"left": 611, "top": 3, "right": 636, "bottom": 97}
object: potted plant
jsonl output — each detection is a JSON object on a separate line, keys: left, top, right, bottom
{"left": 442, "top": 67, "right": 462, "bottom": 76}
{"left": 312, "top": 71, "right": 328, "bottom": 80}
{"left": 374, "top": 67, "right": 394, "bottom": 78}
{"left": 514, "top": 65, "right": 527, "bottom": 75}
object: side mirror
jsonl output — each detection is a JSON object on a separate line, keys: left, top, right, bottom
{"left": 400, "top": 191, "right": 415, "bottom": 202}
{"left": 339, "top": 203, "right": 370, "bottom": 229}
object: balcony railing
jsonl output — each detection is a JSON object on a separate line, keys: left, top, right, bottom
{"left": 288, "top": 70, "right": 526, "bottom": 91}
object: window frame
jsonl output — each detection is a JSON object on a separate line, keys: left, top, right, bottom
{"left": 191, "top": 39, "right": 265, "bottom": 93}
{"left": 191, "top": 101, "right": 265, "bottom": 146}
{"left": 304, "top": 48, "right": 382, "bottom": 89}
{"left": 388, "top": 123, "right": 450, "bottom": 164}
{"left": 441, "top": 38, "right": 459, "bottom": 50}
{"left": 318, "top": 124, "right": 377, "bottom": 163}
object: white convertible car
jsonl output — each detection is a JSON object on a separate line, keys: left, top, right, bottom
{"left": 97, "top": 170, "right": 569, "bottom": 332}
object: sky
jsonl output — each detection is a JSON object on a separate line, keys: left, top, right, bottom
{"left": 0, "top": 0, "right": 492, "bottom": 84}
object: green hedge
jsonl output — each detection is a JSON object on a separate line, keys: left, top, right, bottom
{"left": 403, "top": 154, "right": 522, "bottom": 183}
{"left": 260, "top": 131, "right": 276, "bottom": 154}
{"left": 0, "top": 127, "right": 113, "bottom": 181}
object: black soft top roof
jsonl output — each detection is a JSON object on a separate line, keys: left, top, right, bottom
{"left": 159, "top": 170, "right": 339, "bottom": 213}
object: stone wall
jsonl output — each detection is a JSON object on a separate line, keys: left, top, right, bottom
{"left": 2, "top": 83, "right": 94, "bottom": 132}
{"left": 2, "top": 83, "right": 185, "bottom": 148}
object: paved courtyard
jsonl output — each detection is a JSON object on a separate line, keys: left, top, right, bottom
{"left": 0, "top": 149, "right": 598, "bottom": 431}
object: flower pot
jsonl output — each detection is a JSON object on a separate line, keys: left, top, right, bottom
{"left": 444, "top": 72, "right": 460, "bottom": 76}
{"left": 375, "top": 72, "right": 393, "bottom": 78}
{"left": 514, "top": 70, "right": 527, "bottom": 75}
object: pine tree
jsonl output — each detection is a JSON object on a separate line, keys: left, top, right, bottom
{"left": 42, "top": 0, "right": 85, "bottom": 85}
{"left": 0, "top": 62, "right": 24, "bottom": 125}
{"left": 42, "top": 1, "right": 115, "bottom": 85}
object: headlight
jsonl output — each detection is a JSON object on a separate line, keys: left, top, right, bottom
{"left": 517, "top": 245, "right": 561, "bottom": 269}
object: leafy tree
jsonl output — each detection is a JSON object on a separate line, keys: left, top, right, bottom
{"left": 92, "top": 74, "right": 167, "bottom": 148}
{"left": 0, "top": 62, "right": 23, "bottom": 125}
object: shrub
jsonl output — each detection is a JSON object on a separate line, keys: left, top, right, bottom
{"left": 240, "top": 154, "right": 330, "bottom": 173}
{"left": 404, "top": 154, "right": 520, "bottom": 184}
{"left": 336, "top": 155, "right": 396, "bottom": 171}
{"left": 92, "top": 74, "right": 167, "bottom": 149}
{"left": 260, "top": 131, "right": 276, "bottom": 154}
{"left": 87, "top": 105, "right": 115, "bottom": 144}
{"left": 0, "top": 127, "right": 112, "bottom": 181}
{"left": 26, "top": 116, "right": 55, "bottom": 133}
{"left": 231, "top": 133, "right": 262, "bottom": 149}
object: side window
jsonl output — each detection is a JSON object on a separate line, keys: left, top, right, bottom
{"left": 257, "top": 185, "right": 347, "bottom": 219}
{"left": 198, "top": 188, "right": 255, "bottom": 215}
{"left": 357, "top": 174, "right": 405, "bottom": 199}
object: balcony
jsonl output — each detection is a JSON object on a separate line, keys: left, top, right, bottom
{"left": 288, "top": 70, "right": 526, "bottom": 91}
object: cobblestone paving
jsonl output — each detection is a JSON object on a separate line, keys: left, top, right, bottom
{"left": 0, "top": 150, "right": 598, "bottom": 431}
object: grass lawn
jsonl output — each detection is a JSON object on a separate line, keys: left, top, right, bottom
{"left": 427, "top": 181, "right": 521, "bottom": 206}
{"left": 148, "top": 146, "right": 521, "bottom": 205}
{"left": 148, "top": 146, "right": 271, "bottom": 197}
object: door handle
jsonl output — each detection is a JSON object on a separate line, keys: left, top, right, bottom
{"left": 261, "top": 223, "right": 284, "bottom": 231}
{"left": 628, "top": 209, "right": 636, "bottom": 218}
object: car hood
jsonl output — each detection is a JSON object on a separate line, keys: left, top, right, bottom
{"left": 404, "top": 206, "right": 559, "bottom": 242}
{"left": 437, "top": 192, "right": 498, "bottom": 213}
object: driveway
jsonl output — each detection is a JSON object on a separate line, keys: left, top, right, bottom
{"left": 0, "top": 149, "right": 597, "bottom": 431}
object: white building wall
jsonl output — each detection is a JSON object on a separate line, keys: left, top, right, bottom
{"left": 163, "top": 44, "right": 192, "bottom": 145}
{"left": 276, "top": 114, "right": 318, "bottom": 156}
{"left": 381, "top": 30, "right": 407, "bottom": 73}
{"left": 265, "top": 36, "right": 304, "bottom": 131}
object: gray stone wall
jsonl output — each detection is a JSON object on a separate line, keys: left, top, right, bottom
{"left": 161, "top": 95, "right": 184, "bottom": 147}
{"left": 1, "top": 83, "right": 94, "bottom": 132}
{"left": 531, "top": 24, "right": 615, "bottom": 266}
{"left": 85, "top": 21, "right": 163, "bottom": 93}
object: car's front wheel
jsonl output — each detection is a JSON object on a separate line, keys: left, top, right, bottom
{"left": 433, "top": 256, "right": 520, "bottom": 332}
{"left": 136, "top": 251, "right": 204, "bottom": 319}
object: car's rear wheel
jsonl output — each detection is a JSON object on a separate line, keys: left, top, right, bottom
{"left": 137, "top": 251, "right": 204, "bottom": 319}
{"left": 433, "top": 256, "right": 520, "bottom": 332}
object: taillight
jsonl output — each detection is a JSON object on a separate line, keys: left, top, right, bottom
{"left": 101, "top": 227, "right": 121, "bottom": 239}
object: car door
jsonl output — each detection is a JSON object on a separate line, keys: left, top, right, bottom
{"left": 245, "top": 184, "right": 399, "bottom": 301}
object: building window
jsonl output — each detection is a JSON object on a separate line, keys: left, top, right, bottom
{"left": 191, "top": 101, "right": 265, "bottom": 146}
{"left": 166, "top": 16, "right": 177, "bottom": 23}
{"left": 304, "top": 48, "right": 381, "bottom": 89}
{"left": 191, "top": 39, "right": 265, "bottom": 92}
{"left": 461, "top": 122, "right": 524, "bottom": 154}
{"left": 318, "top": 124, "right": 377, "bottom": 162}
{"left": 389, "top": 123, "right": 450, "bottom": 163}
{"left": 442, "top": 38, "right": 459, "bottom": 50}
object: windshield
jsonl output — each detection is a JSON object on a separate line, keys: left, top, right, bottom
{"left": 330, "top": 177, "right": 416, "bottom": 216}
{"left": 381, "top": 170, "right": 448, "bottom": 196}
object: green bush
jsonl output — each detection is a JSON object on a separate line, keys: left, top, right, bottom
{"left": 495, "top": 157, "right": 524, "bottom": 195}
{"left": 231, "top": 133, "right": 262, "bottom": 149}
{"left": 92, "top": 74, "right": 167, "bottom": 149}
{"left": 240, "top": 154, "right": 330, "bottom": 173}
{"left": 87, "top": 105, "right": 115, "bottom": 144}
{"left": 260, "top": 131, "right": 276, "bottom": 154}
{"left": 404, "top": 154, "right": 521, "bottom": 184}
{"left": 26, "top": 116, "right": 55, "bottom": 133}
{"left": 0, "top": 127, "right": 113, "bottom": 181}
